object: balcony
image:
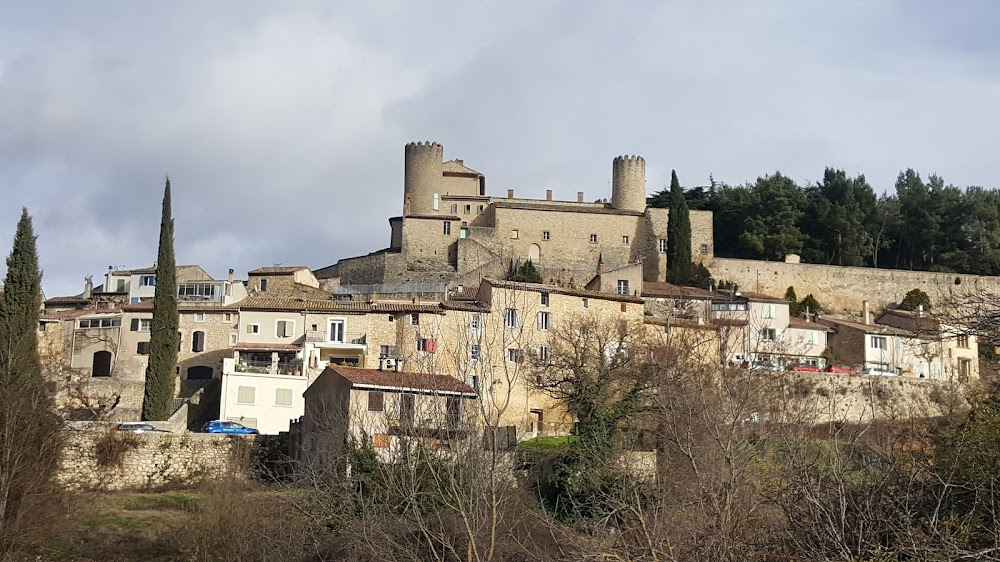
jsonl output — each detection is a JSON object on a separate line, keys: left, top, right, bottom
{"left": 305, "top": 330, "right": 368, "bottom": 349}
{"left": 177, "top": 282, "right": 227, "bottom": 303}
{"left": 223, "top": 355, "right": 304, "bottom": 377}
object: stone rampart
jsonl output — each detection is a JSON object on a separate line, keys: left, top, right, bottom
{"left": 58, "top": 431, "right": 254, "bottom": 491}
{"left": 707, "top": 257, "right": 1000, "bottom": 312}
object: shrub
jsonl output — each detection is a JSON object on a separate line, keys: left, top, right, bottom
{"left": 93, "top": 430, "right": 142, "bottom": 470}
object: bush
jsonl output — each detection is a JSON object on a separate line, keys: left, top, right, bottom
{"left": 93, "top": 430, "right": 141, "bottom": 470}
{"left": 899, "top": 288, "right": 931, "bottom": 311}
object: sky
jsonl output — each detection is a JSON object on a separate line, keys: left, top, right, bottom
{"left": 3, "top": 1, "right": 1000, "bottom": 297}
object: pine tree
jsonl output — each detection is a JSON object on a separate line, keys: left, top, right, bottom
{"left": 0, "top": 208, "right": 62, "bottom": 547}
{"left": 666, "top": 170, "right": 692, "bottom": 284}
{"left": 142, "top": 178, "right": 179, "bottom": 421}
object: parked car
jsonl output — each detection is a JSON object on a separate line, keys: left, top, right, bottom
{"left": 863, "top": 366, "right": 899, "bottom": 377}
{"left": 826, "top": 364, "right": 857, "bottom": 374}
{"left": 201, "top": 420, "right": 259, "bottom": 435}
{"left": 113, "top": 422, "right": 168, "bottom": 434}
{"left": 788, "top": 363, "right": 821, "bottom": 372}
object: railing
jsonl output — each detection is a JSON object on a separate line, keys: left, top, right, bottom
{"left": 305, "top": 331, "right": 368, "bottom": 345}
{"left": 237, "top": 360, "right": 272, "bottom": 374}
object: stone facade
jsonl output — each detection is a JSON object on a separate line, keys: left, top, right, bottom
{"left": 58, "top": 431, "right": 253, "bottom": 491}
{"left": 318, "top": 141, "right": 715, "bottom": 293}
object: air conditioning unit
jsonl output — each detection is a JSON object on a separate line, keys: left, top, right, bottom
{"left": 383, "top": 358, "right": 396, "bottom": 370}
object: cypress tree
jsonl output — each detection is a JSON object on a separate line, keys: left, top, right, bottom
{"left": 666, "top": 170, "right": 692, "bottom": 284}
{"left": 142, "top": 178, "right": 179, "bottom": 421}
{"left": 0, "top": 208, "right": 62, "bottom": 547}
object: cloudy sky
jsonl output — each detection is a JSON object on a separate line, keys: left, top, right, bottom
{"left": 2, "top": 1, "right": 999, "bottom": 296}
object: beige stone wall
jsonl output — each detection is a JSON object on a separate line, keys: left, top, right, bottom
{"left": 58, "top": 431, "right": 254, "bottom": 491}
{"left": 707, "top": 257, "right": 1000, "bottom": 313}
{"left": 401, "top": 216, "right": 457, "bottom": 270}
{"left": 119, "top": 309, "right": 236, "bottom": 381}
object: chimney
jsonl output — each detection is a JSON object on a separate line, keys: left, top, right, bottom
{"left": 577, "top": 191, "right": 584, "bottom": 203}
{"left": 83, "top": 276, "right": 93, "bottom": 299}
{"left": 228, "top": 268, "right": 234, "bottom": 283}
{"left": 917, "top": 304, "right": 923, "bottom": 318}
{"left": 863, "top": 300, "right": 871, "bottom": 325}
{"left": 545, "top": 189, "right": 553, "bottom": 201}
{"left": 804, "top": 306, "right": 811, "bottom": 321}
{"left": 597, "top": 254, "right": 605, "bottom": 274}
{"left": 507, "top": 189, "right": 514, "bottom": 199}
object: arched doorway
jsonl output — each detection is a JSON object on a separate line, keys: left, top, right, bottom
{"left": 528, "top": 243, "right": 540, "bottom": 264}
{"left": 92, "top": 351, "right": 112, "bottom": 377}
{"left": 187, "top": 366, "right": 213, "bottom": 380}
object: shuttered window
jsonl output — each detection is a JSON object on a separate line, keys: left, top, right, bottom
{"left": 237, "top": 386, "right": 255, "bottom": 405}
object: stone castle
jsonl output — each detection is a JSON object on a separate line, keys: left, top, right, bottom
{"left": 316, "top": 141, "right": 714, "bottom": 294}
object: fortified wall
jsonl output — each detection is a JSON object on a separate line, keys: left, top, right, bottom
{"left": 707, "top": 257, "right": 1000, "bottom": 313}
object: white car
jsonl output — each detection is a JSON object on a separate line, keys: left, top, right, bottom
{"left": 863, "top": 367, "right": 898, "bottom": 377}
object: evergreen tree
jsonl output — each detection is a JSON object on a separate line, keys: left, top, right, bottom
{"left": 0, "top": 208, "right": 62, "bottom": 547}
{"left": 142, "top": 178, "right": 179, "bottom": 421}
{"left": 666, "top": 170, "right": 692, "bottom": 284}
{"left": 899, "top": 288, "right": 931, "bottom": 312}
{"left": 785, "top": 286, "right": 800, "bottom": 316}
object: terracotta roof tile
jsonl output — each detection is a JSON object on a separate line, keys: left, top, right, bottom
{"left": 485, "top": 278, "right": 644, "bottom": 304}
{"left": 123, "top": 301, "right": 238, "bottom": 313}
{"left": 327, "top": 365, "right": 476, "bottom": 396}
{"left": 41, "top": 308, "right": 121, "bottom": 320}
{"left": 641, "top": 282, "right": 715, "bottom": 300}
{"left": 248, "top": 266, "right": 310, "bottom": 275}
{"left": 238, "top": 297, "right": 444, "bottom": 314}
{"left": 108, "top": 265, "right": 200, "bottom": 275}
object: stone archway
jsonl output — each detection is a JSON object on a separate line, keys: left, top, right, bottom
{"left": 528, "top": 243, "right": 541, "bottom": 264}
{"left": 92, "top": 351, "right": 112, "bottom": 377}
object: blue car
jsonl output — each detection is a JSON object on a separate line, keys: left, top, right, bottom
{"left": 201, "top": 420, "right": 259, "bottom": 435}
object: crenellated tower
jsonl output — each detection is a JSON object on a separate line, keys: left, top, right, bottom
{"left": 611, "top": 155, "right": 646, "bottom": 213}
{"left": 403, "top": 141, "right": 444, "bottom": 215}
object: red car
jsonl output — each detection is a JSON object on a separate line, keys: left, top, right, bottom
{"left": 825, "top": 364, "right": 857, "bottom": 374}
{"left": 789, "top": 364, "right": 821, "bottom": 372}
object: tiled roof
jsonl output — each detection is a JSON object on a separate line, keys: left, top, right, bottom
{"left": 108, "top": 265, "right": 201, "bottom": 276}
{"left": 248, "top": 266, "right": 309, "bottom": 275}
{"left": 641, "top": 282, "right": 715, "bottom": 300}
{"left": 492, "top": 201, "right": 643, "bottom": 217}
{"left": 485, "top": 278, "right": 645, "bottom": 304}
{"left": 448, "top": 285, "right": 481, "bottom": 300}
{"left": 41, "top": 308, "right": 121, "bottom": 320}
{"left": 235, "top": 342, "right": 302, "bottom": 351}
{"left": 733, "top": 291, "right": 787, "bottom": 304}
{"left": 326, "top": 365, "right": 477, "bottom": 396}
{"left": 44, "top": 295, "right": 90, "bottom": 304}
{"left": 441, "top": 300, "right": 491, "bottom": 312}
{"left": 123, "top": 301, "right": 238, "bottom": 313}
{"left": 643, "top": 318, "right": 716, "bottom": 331}
{"left": 403, "top": 214, "right": 462, "bottom": 221}
{"left": 787, "top": 317, "right": 832, "bottom": 331}
{"left": 820, "top": 317, "right": 931, "bottom": 339}
{"left": 237, "top": 297, "right": 444, "bottom": 314}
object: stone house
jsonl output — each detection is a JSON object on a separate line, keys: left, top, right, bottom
{"left": 246, "top": 266, "right": 322, "bottom": 297}
{"left": 296, "top": 364, "right": 478, "bottom": 468}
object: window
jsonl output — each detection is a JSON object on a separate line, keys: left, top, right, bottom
{"left": 79, "top": 318, "right": 122, "bottom": 328}
{"left": 658, "top": 239, "right": 667, "bottom": 252}
{"left": 130, "top": 297, "right": 140, "bottom": 304}
{"left": 116, "top": 279, "right": 127, "bottom": 292}
{"left": 617, "top": 280, "right": 629, "bottom": 295}
{"left": 589, "top": 234, "right": 597, "bottom": 243}
{"left": 477, "top": 205, "right": 484, "bottom": 214}
{"left": 140, "top": 275, "right": 156, "bottom": 287}
{"left": 229, "top": 333, "right": 237, "bottom": 346}
{"left": 379, "top": 345, "right": 397, "bottom": 358}
{"left": 191, "top": 331, "right": 205, "bottom": 353}
{"left": 582, "top": 298, "right": 589, "bottom": 309}
{"left": 259, "top": 279, "right": 268, "bottom": 292}
{"left": 433, "top": 192, "right": 440, "bottom": 211}
{"left": 38, "top": 322, "right": 46, "bottom": 332}
{"left": 470, "top": 344, "right": 482, "bottom": 361}
{"left": 224, "top": 313, "right": 233, "bottom": 323}
{"left": 130, "top": 318, "right": 152, "bottom": 332}
{"left": 959, "top": 358, "right": 972, "bottom": 378}
{"left": 510, "top": 229, "right": 519, "bottom": 239}
{"left": 368, "top": 391, "right": 384, "bottom": 412}
{"left": 446, "top": 396, "right": 462, "bottom": 428}
{"left": 537, "top": 311, "right": 551, "bottom": 331}
{"left": 700, "top": 244, "right": 709, "bottom": 255}
{"left": 417, "top": 337, "right": 428, "bottom": 352}
{"left": 236, "top": 386, "right": 255, "bottom": 405}
{"left": 246, "top": 323, "right": 260, "bottom": 334}
{"left": 760, "top": 328, "right": 777, "bottom": 342}
{"left": 410, "top": 313, "right": 420, "bottom": 325}
{"left": 276, "top": 320, "right": 294, "bottom": 338}
{"left": 194, "top": 313, "right": 205, "bottom": 322}
{"left": 137, "top": 341, "right": 150, "bottom": 355}
{"left": 507, "top": 348, "right": 524, "bottom": 363}
{"left": 871, "top": 336, "right": 887, "bottom": 350}
{"left": 542, "top": 231, "right": 550, "bottom": 240}
{"left": 540, "top": 292, "right": 550, "bottom": 307}
{"left": 469, "top": 314, "right": 482, "bottom": 331}
{"left": 275, "top": 388, "right": 293, "bottom": 407}
{"left": 504, "top": 308, "right": 520, "bottom": 328}
{"left": 622, "top": 235, "right": 630, "bottom": 245}
{"left": 464, "top": 204, "right": 471, "bottom": 214}
{"left": 450, "top": 203, "right": 458, "bottom": 213}
{"left": 539, "top": 344, "right": 551, "bottom": 362}
{"left": 806, "top": 331, "right": 817, "bottom": 345}
{"left": 460, "top": 227, "right": 468, "bottom": 239}
{"left": 443, "top": 222, "right": 451, "bottom": 235}
{"left": 400, "top": 394, "right": 415, "bottom": 427}
{"left": 329, "top": 320, "right": 345, "bottom": 343}
{"left": 957, "top": 334, "right": 970, "bottom": 348}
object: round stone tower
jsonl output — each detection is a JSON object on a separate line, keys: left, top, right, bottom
{"left": 403, "top": 141, "right": 444, "bottom": 215}
{"left": 611, "top": 155, "right": 647, "bottom": 212}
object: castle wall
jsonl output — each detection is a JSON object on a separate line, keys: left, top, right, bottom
{"left": 401, "top": 217, "right": 458, "bottom": 272}
{"left": 707, "top": 258, "right": 1000, "bottom": 312}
